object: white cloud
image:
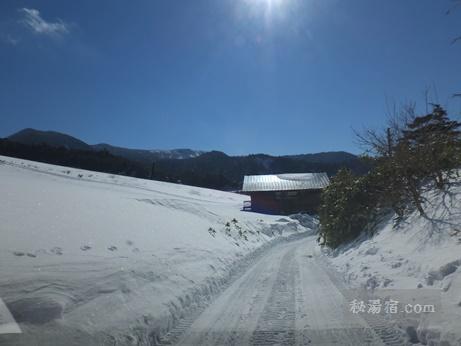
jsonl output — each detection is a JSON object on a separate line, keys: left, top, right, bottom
{"left": 1, "top": 33, "right": 19, "bottom": 45}
{"left": 19, "top": 8, "right": 70, "bottom": 37}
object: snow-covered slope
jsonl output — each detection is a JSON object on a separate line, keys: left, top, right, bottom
{"left": 329, "top": 179, "right": 461, "bottom": 345}
{"left": 0, "top": 155, "right": 310, "bottom": 345}
{"left": 149, "top": 148, "right": 205, "bottom": 159}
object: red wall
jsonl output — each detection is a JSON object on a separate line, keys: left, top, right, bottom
{"left": 249, "top": 190, "right": 322, "bottom": 215}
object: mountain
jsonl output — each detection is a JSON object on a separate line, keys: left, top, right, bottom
{"left": 286, "top": 151, "right": 360, "bottom": 164}
{"left": 0, "top": 138, "right": 150, "bottom": 179}
{"left": 150, "top": 149, "right": 205, "bottom": 159}
{"left": 8, "top": 128, "right": 91, "bottom": 151}
{"left": 7, "top": 129, "right": 204, "bottom": 161}
{"left": 154, "top": 151, "right": 368, "bottom": 190}
{"left": 4, "top": 128, "right": 369, "bottom": 190}
{"left": 92, "top": 144, "right": 204, "bottom": 163}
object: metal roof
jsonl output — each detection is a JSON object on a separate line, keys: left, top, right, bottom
{"left": 242, "top": 173, "right": 330, "bottom": 192}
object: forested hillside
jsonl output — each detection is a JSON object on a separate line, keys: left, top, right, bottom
{"left": 3, "top": 129, "right": 369, "bottom": 190}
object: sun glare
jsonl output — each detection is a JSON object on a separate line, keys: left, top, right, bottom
{"left": 245, "top": 0, "right": 286, "bottom": 13}
{"left": 253, "top": 0, "right": 284, "bottom": 5}
{"left": 243, "top": 0, "right": 288, "bottom": 23}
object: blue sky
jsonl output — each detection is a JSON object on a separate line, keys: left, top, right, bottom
{"left": 0, "top": 0, "right": 460, "bottom": 155}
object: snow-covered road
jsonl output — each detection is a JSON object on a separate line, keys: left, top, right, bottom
{"left": 160, "top": 236, "right": 402, "bottom": 346}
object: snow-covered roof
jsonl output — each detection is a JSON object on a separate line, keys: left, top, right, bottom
{"left": 242, "top": 173, "right": 330, "bottom": 192}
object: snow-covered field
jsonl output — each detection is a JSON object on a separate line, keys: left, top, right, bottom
{"left": 2, "top": 154, "right": 460, "bottom": 346}
{"left": 329, "top": 179, "right": 461, "bottom": 345}
{"left": 0, "top": 156, "right": 310, "bottom": 345}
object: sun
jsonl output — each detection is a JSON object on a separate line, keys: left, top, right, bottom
{"left": 243, "top": 0, "right": 287, "bottom": 20}
{"left": 250, "top": 0, "right": 285, "bottom": 8}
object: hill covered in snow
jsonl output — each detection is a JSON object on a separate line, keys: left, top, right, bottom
{"left": 0, "top": 155, "right": 311, "bottom": 345}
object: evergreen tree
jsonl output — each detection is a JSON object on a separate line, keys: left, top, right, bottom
{"left": 401, "top": 105, "right": 461, "bottom": 189}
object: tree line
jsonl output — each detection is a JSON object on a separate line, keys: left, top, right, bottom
{"left": 0, "top": 139, "right": 150, "bottom": 178}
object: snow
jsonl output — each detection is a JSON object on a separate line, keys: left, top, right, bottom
{"left": 328, "top": 178, "right": 461, "bottom": 345}
{"left": 148, "top": 149, "right": 205, "bottom": 159}
{"left": 166, "top": 237, "right": 390, "bottom": 346}
{"left": 0, "top": 155, "right": 310, "bottom": 344}
{"left": 3, "top": 154, "right": 459, "bottom": 345}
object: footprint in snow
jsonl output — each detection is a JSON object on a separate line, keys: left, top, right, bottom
{"left": 50, "top": 247, "right": 63, "bottom": 255}
{"left": 126, "top": 240, "right": 139, "bottom": 252}
{"left": 13, "top": 251, "right": 37, "bottom": 258}
{"left": 80, "top": 245, "right": 92, "bottom": 251}
{"left": 108, "top": 246, "right": 118, "bottom": 251}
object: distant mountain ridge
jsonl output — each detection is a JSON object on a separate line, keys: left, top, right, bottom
{"left": 8, "top": 128, "right": 205, "bottom": 161}
{"left": 154, "top": 150, "right": 368, "bottom": 190}
{"left": 92, "top": 143, "right": 205, "bottom": 162}
{"left": 4, "top": 128, "right": 369, "bottom": 190}
{"left": 8, "top": 128, "right": 91, "bottom": 151}
{"left": 6, "top": 128, "right": 358, "bottom": 164}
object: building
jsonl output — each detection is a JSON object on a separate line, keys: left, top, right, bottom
{"left": 241, "top": 173, "right": 330, "bottom": 215}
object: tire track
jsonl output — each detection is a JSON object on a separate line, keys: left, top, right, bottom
{"left": 316, "top": 256, "right": 409, "bottom": 346}
{"left": 250, "top": 251, "right": 297, "bottom": 346}
{"left": 162, "top": 242, "right": 291, "bottom": 346}
{"left": 161, "top": 236, "right": 407, "bottom": 346}
{"left": 294, "top": 244, "right": 385, "bottom": 345}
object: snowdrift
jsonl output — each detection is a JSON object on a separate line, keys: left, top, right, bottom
{"left": 329, "top": 177, "right": 461, "bottom": 345}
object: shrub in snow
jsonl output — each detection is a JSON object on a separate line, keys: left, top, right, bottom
{"left": 318, "top": 169, "right": 378, "bottom": 248}
{"left": 221, "top": 219, "right": 250, "bottom": 241}
{"left": 208, "top": 227, "right": 216, "bottom": 237}
{"left": 320, "top": 105, "right": 461, "bottom": 249}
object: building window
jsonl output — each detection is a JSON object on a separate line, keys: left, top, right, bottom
{"left": 275, "top": 191, "right": 298, "bottom": 199}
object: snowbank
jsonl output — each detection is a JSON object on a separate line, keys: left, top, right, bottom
{"left": 328, "top": 178, "right": 461, "bottom": 345}
{"left": 0, "top": 156, "right": 311, "bottom": 345}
